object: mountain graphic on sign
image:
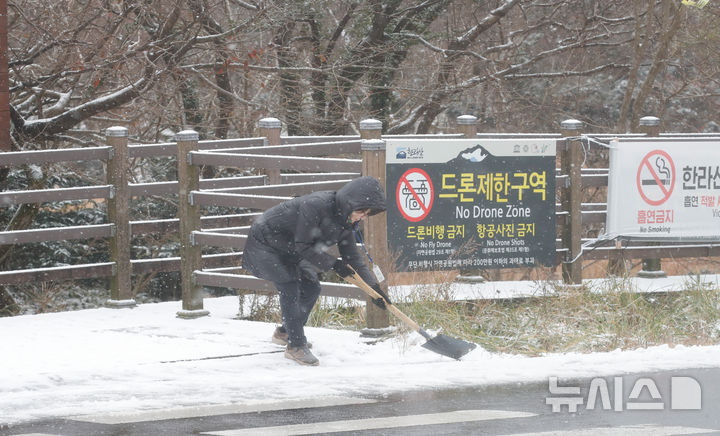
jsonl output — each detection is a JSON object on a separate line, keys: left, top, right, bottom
{"left": 446, "top": 144, "right": 495, "bottom": 165}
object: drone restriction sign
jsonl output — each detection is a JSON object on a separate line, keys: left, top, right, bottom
{"left": 636, "top": 150, "right": 675, "bottom": 206}
{"left": 396, "top": 168, "right": 434, "bottom": 222}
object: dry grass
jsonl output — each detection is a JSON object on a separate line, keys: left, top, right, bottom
{"left": 239, "top": 267, "right": 720, "bottom": 357}
{"left": 393, "top": 274, "right": 720, "bottom": 356}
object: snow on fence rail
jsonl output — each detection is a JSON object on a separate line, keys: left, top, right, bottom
{"left": 1, "top": 116, "right": 720, "bottom": 321}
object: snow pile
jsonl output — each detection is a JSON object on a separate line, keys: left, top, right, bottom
{"left": 2, "top": 288, "right": 720, "bottom": 424}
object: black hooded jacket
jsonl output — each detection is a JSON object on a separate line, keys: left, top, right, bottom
{"left": 242, "top": 176, "right": 387, "bottom": 285}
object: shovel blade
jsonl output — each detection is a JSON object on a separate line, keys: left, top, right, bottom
{"left": 422, "top": 334, "right": 477, "bottom": 360}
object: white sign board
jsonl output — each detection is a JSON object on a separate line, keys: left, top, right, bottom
{"left": 606, "top": 139, "right": 720, "bottom": 241}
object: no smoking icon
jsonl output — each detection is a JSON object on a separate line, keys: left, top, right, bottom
{"left": 636, "top": 150, "right": 675, "bottom": 206}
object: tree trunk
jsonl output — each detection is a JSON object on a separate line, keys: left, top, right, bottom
{"left": 617, "top": 0, "right": 651, "bottom": 132}
{"left": 629, "top": 0, "right": 683, "bottom": 130}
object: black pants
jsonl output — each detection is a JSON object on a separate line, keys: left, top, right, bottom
{"left": 274, "top": 275, "right": 321, "bottom": 347}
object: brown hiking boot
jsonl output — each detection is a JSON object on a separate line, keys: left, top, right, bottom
{"left": 272, "top": 327, "right": 311, "bottom": 348}
{"left": 284, "top": 345, "right": 319, "bottom": 366}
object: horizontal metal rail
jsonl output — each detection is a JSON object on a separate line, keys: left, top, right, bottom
{"left": 131, "top": 252, "right": 243, "bottom": 274}
{"left": 280, "top": 133, "right": 560, "bottom": 143}
{"left": 189, "top": 151, "right": 362, "bottom": 173}
{"left": 586, "top": 133, "right": 645, "bottom": 139}
{"left": 387, "top": 134, "right": 463, "bottom": 139}
{"left": 131, "top": 174, "right": 344, "bottom": 197}
{"left": 128, "top": 137, "right": 265, "bottom": 158}
{"left": 192, "top": 231, "right": 247, "bottom": 249}
{"left": 129, "top": 213, "right": 261, "bottom": 234}
{"left": 203, "top": 266, "right": 243, "bottom": 273}
{"left": 198, "top": 137, "right": 267, "bottom": 149}
{"left": 0, "top": 185, "right": 114, "bottom": 206}
{"left": 0, "top": 253, "right": 247, "bottom": 283}
{"left": 555, "top": 202, "right": 607, "bottom": 211}
{"left": 582, "top": 244, "right": 720, "bottom": 260}
{"left": 277, "top": 133, "right": 479, "bottom": 143}
{"left": 282, "top": 172, "right": 360, "bottom": 183}
{"left": 555, "top": 173, "right": 609, "bottom": 187}
{"left": 659, "top": 133, "right": 720, "bottom": 137}
{"left": 207, "top": 179, "right": 351, "bottom": 196}
{"left": 280, "top": 135, "right": 357, "bottom": 144}
{"left": 277, "top": 133, "right": 563, "bottom": 142}
{"left": 129, "top": 175, "right": 267, "bottom": 197}
{"left": 0, "top": 147, "right": 112, "bottom": 167}
{"left": 193, "top": 272, "right": 366, "bottom": 300}
{"left": 0, "top": 262, "right": 115, "bottom": 285}
{"left": 554, "top": 168, "right": 610, "bottom": 173}
{"left": 209, "top": 140, "right": 362, "bottom": 157}
{"left": 0, "top": 224, "right": 114, "bottom": 245}
{"left": 614, "top": 136, "right": 720, "bottom": 142}
{"left": 190, "top": 192, "right": 291, "bottom": 209}
{"left": 198, "top": 226, "right": 250, "bottom": 235}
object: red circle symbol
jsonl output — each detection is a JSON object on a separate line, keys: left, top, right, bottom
{"left": 396, "top": 168, "right": 434, "bottom": 222}
{"left": 636, "top": 150, "right": 675, "bottom": 206}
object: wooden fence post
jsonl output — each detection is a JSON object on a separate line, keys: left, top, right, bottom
{"left": 0, "top": 0, "right": 8, "bottom": 156}
{"left": 607, "top": 110, "right": 628, "bottom": 276}
{"left": 258, "top": 117, "right": 282, "bottom": 185}
{"left": 637, "top": 116, "right": 667, "bottom": 278}
{"left": 176, "top": 130, "right": 209, "bottom": 319}
{"left": 105, "top": 126, "right": 135, "bottom": 308}
{"left": 560, "top": 119, "right": 584, "bottom": 285}
{"left": 359, "top": 119, "right": 390, "bottom": 330}
{"left": 456, "top": 114, "right": 478, "bottom": 139}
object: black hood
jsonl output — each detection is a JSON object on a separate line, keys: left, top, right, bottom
{"left": 335, "top": 176, "right": 386, "bottom": 221}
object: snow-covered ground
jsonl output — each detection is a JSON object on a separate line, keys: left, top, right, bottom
{"left": 399, "top": 272, "right": 720, "bottom": 300}
{"left": 2, "top": 274, "right": 720, "bottom": 425}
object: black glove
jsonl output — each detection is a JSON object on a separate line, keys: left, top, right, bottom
{"left": 332, "top": 260, "right": 354, "bottom": 278}
{"left": 370, "top": 283, "right": 391, "bottom": 309}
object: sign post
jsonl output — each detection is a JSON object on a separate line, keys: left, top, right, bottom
{"left": 360, "top": 119, "right": 389, "bottom": 329}
{"left": 637, "top": 117, "right": 666, "bottom": 278}
{"left": 560, "top": 119, "right": 584, "bottom": 285}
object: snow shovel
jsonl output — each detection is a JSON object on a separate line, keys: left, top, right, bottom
{"left": 343, "top": 268, "right": 476, "bottom": 360}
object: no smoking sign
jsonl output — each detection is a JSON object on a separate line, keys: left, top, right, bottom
{"left": 396, "top": 168, "right": 434, "bottom": 222}
{"left": 636, "top": 150, "right": 675, "bottom": 206}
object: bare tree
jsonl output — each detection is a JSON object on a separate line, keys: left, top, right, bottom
{"left": 8, "top": 1, "right": 718, "bottom": 143}
{"left": 217, "top": 0, "right": 639, "bottom": 134}
{"left": 2, "top": 0, "right": 718, "bottom": 313}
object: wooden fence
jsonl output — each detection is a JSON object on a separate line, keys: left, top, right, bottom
{"left": 1, "top": 116, "right": 719, "bottom": 321}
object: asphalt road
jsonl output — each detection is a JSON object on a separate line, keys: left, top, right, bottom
{"left": 2, "top": 367, "right": 719, "bottom": 435}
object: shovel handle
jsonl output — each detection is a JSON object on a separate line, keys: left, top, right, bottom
{"left": 343, "top": 270, "right": 421, "bottom": 333}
